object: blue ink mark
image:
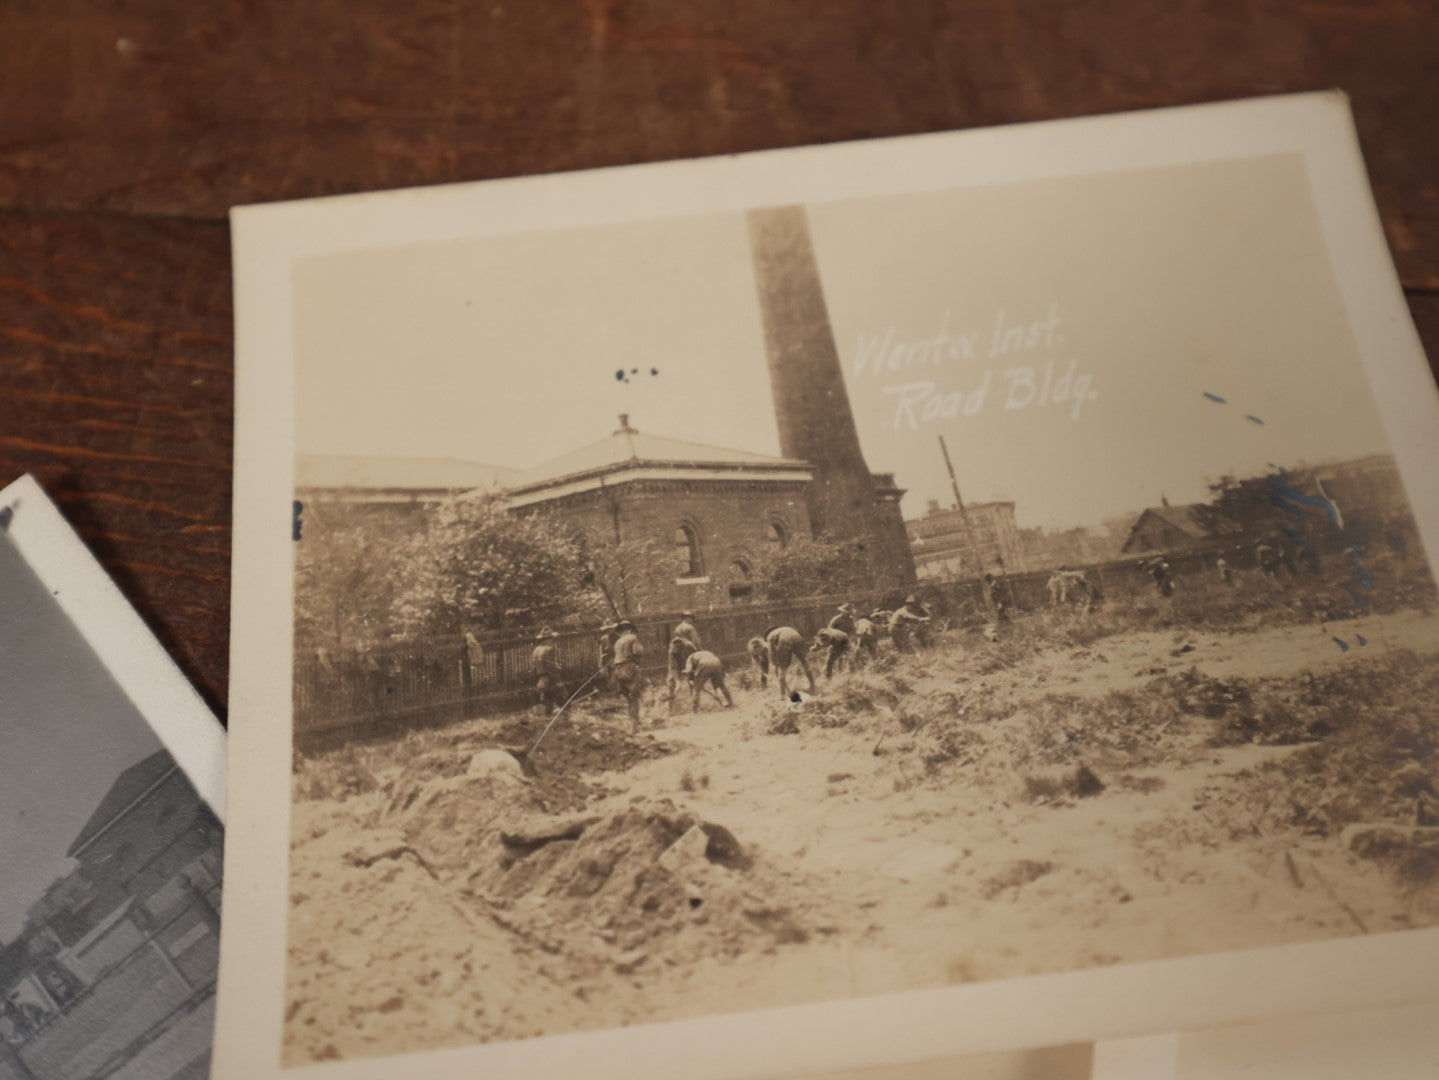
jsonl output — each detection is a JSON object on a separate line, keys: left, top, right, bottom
{"left": 1203, "top": 392, "right": 1227, "bottom": 403}
{"left": 1356, "top": 634, "right": 1368, "bottom": 647}
{"left": 1332, "top": 636, "right": 1350, "bottom": 652}
{"left": 1267, "top": 472, "right": 1343, "bottom": 527}
{"left": 292, "top": 500, "right": 303, "bottom": 542}
{"left": 650, "top": 367, "right": 659, "bottom": 376}
{"left": 1246, "top": 415, "right": 1265, "bottom": 425}
{"left": 1343, "top": 544, "right": 1374, "bottom": 609}
{"left": 1276, "top": 499, "right": 1310, "bottom": 520}
{"left": 615, "top": 369, "right": 625, "bottom": 382}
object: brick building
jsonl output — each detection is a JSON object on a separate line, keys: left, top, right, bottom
{"left": 296, "top": 204, "right": 923, "bottom": 622}
{"left": 908, "top": 500, "right": 1026, "bottom": 580}
{"left": 506, "top": 416, "right": 817, "bottom": 612}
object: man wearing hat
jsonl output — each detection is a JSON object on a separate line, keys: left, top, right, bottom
{"left": 888, "top": 595, "right": 932, "bottom": 652}
{"left": 666, "top": 632, "right": 699, "bottom": 713}
{"left": 530, "top": 627, "right": 566, "bottom": 711}
{"left": 673, "top": 611, "right": 700, "bottom": 649}
{"left": 827, "top": 602, "right": 857, "bottom": 637}
{"left": 666, "top": 611, "right": 702, "bottom": 712}
{"left": 810, "top": 625, "right": 851, "bottom": 679}
{"left": 611, "top": 619, "right": 647, "bottom": 728}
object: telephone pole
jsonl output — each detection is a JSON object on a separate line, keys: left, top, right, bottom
{"left": 938, "top": 434, "right": 982, "bottom": 576}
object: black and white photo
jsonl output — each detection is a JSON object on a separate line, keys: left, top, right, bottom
{"left": 0, "top": 477, "right": 225, "bottom": 1080}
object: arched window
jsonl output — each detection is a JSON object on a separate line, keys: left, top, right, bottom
{"left": 728, "top": 558, "right": 753, "bottom": 602}
{"left": 767, "top": 521, "right": 788, "bottom": 550}
{"left": 674, "top": 524, "right": 702, "bottom": 578}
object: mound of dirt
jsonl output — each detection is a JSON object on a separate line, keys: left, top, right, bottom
{"left": 980, "top": 859, "right": 1053, "bottom": 900}
{"left": 285, "top": 797, "right": 577, "bottom": 1065}
{"left": 462, "top": 801, "right": 814, "bottom": 977}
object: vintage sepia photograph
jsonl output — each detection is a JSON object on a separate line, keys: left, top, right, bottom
{"left": 0, "top": 479, "right": 225, "bottom": 1080}
{"left": 220, "top": 96, "right": 1439, "bottom": 1079}
{"left": 282, "top": 153, "right": 1439, "bottom": 1063}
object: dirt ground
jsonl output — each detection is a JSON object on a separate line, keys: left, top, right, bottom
{"left": 282, "top": 603, "right": 1439, "bottom": 1066}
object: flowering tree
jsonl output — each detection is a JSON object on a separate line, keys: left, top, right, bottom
{"left": 392, "top": 496, "right": 596, "bottom": 634}
{"left": 293, "top": 501, "right": 407, "bottom": 653}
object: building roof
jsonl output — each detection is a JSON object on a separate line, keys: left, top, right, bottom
{"left": 1120, "top": 503, "right": 1211, "bottom": 553}
{"left": 1142, "top": 504, "right": 1208, "bottom": 536}
{"left": 504, "top": 417, "right": 812, "bottom": 504}
{"left": 297, "top": 454, "right": 519, "bottom": 492}
{"left": 67, "top": 750, "right": 178, "bottom": 858}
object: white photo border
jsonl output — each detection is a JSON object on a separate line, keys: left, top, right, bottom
{"left": 0, "top": 474, "right": 227, "bottom": 818}
{"left": 218, "top": 91, "right": 1439, "bottom": 1080}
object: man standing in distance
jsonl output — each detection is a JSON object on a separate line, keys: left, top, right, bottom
{"left": 673, "top": 611, "right": 701, "bottom": 649}
{"left": 612, "top": 620, "right": 647, "bottom": 729}
{"left": 828, "top": 602, "right": 857, "bottom": 636}
{"left": 590, "top": 619, "right": 617, "bottom": 698}
{"left": 530, "top": 627, "right": 566, "bottom": 711}
{"left": 667, "top": 632, "right": 698, "bottom": 713}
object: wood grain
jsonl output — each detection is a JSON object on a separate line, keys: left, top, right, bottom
{"left": 1, "top": 1, "right": 1435, "bottom": 288}
{"left": 0, "top": 1, "right": 1435, "bottom": 718}
{"left": 0, "top": 209, "right": 233, "bottom": 714}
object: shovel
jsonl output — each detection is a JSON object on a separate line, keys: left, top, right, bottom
{"left": 506, "top": 669, "right": 605, "bottom": 778}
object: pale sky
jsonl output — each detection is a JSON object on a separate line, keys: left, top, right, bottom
{"left": 0, "top": 529, "right": 164, "bottom": 941}
{"left": 295, "top": 153, "right": 1394, "bottom": 529}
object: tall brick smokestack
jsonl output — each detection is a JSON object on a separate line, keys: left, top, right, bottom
{"left": 747, "top": 205, "right": 916, "bottom": 589}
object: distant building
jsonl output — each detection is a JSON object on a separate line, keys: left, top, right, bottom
{"left": 0, "top": 750, "right": 221, "bottom": 1068}
{"left": 1019, "top": 525, "right": 1115, "bottom": 569}
{"left": 907, "top": 500, "right": 1025, "bottom": 580}
{"left": 505, "top": 417, "right": 816, "bottom": 612}
{"left": 1101, "top": 511, "right": 1143, "bottom": 548}
{"left": 296, "top": 454, "right": 518, "bottom": 508}
{"left": 1120, "top": 502, "right": 1212, "bottom": 555}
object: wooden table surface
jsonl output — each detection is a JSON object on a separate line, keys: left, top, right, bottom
{"left": 2, "top": 2, "right": 1436, "bottom": 720}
